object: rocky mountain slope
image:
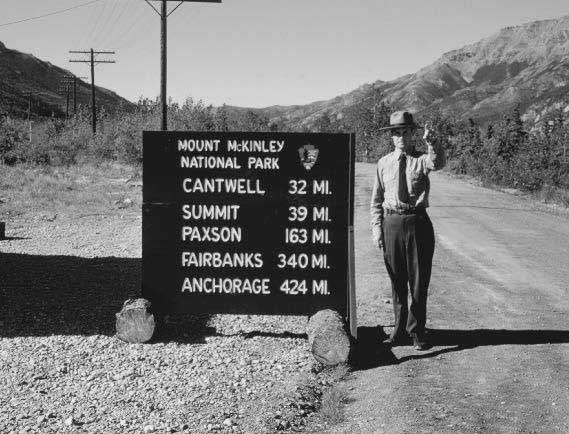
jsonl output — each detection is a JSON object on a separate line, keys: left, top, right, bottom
{"left": 0, "top": 41, "right": 134, "bottom": 118}
{"left": 260, "top": 15, "right": 569, "bottom": 129}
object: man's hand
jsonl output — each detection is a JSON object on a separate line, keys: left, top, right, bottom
{"left": 423, "top": 122, "right": 436, "bottom": 144}
{"left": 372, "top": 229, "right": 384, "bottom": 250}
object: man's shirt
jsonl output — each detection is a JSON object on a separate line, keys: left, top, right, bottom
{"left": 370, "top": 142, "right": 446, "bottom": 235}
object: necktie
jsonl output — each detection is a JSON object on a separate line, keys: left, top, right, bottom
{"left": 398, "top": 153, "right": 409, "bottom": 204}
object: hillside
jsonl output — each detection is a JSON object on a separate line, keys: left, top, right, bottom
{"left": 256, "top": 15, "right": 569, "bottom": 129}
{"left": 0, "top": 41, "right": 134, "bottom": 118}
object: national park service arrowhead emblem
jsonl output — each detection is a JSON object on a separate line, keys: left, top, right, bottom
{"left": 298, "top": 144, "right": 319, "bottom": 171}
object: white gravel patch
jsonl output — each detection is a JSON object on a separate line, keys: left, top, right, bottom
{"left": 0, "top": 214, "right": 329, "bottom": 433}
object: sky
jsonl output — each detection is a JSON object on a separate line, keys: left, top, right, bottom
{"left": 1, "top": 0, "right": 569, "bottom": 108}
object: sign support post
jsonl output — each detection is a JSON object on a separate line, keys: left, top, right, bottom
{"left": 161, "top": 0, "right": 168, "bottom": 131}
{"left": 347, "top": 134, "right": 357, "bottom": 339}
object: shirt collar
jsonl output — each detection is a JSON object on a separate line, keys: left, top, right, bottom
{"left": 394, "top": 147, "right": 413, "bottom": 159}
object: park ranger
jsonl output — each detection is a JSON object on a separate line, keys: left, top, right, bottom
{"left": 370, "top": 110, "right": 446, "bottom": 350}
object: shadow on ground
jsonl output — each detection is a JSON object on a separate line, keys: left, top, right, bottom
{"left": 349, "top": 325, "right": 398, "bottom": 370}
{"left": 350, "top": 326, "right": 569, "bottom": 370}
{"left": 0, "top": 253, "right": 211, "bottom": 342}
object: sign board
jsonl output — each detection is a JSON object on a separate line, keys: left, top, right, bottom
{"left": 143, "top": 132, "right": 355, "bottom": 320}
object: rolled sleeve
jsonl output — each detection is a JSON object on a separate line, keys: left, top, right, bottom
{"left": 370, "top": 164, "right": 384, "bottom": 236}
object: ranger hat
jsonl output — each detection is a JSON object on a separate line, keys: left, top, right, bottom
{"left": 379, "top": 110, "right": 423, "bottom": 131}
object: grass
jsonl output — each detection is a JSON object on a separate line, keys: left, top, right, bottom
{"left": 319, "top": 384, "right": 349, "bottom": 425}
{"left": 0, "top": 162, "right": 142, "bottom": 220}
{"left": 534, "top": 184, "right": 569, "bottom": 207}
{"left": 441, "top": 169, "right": 569, "bottom": 217}
{"left": 314, "top": 363, "right": 351, "bottom": 427}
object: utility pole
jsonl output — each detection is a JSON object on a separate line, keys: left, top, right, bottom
{"left": 58, "top": 81, "right": 71, "bottom": 118}
{"left": 62, "top": 75, "right": 88, "bottom": 115}
{"left": 143, "top": 0, "right": 221, "bottom": 131}
{"left": 25, "top": 92, "right": 33, "bottom": 142}
{"left": 69, "top": 49, "right": 116, "bottom": 134}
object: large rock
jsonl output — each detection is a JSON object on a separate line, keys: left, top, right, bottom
{"left": 306, "top": 309, "right": 351, "bottom": 365}
{"left": 115, "top": 298, "right": 155, "bottom": 343}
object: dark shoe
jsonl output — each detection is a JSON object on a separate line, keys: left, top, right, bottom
{"left": 411, "top": 334, "right": 431, "bottom": 351}
{"left": 383, "top": 334, "right": 410, "bottom": 347}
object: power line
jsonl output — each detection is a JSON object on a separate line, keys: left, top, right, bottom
{"left": 114, "top": 1, "right": 148, "bottom": 49}
{"left": 80, "top": 0, "right": 106, "bottom": 48}
{"left": 88, "top": 0, "right": 110, "bottom": 47}
{"left": 0, "top": 0, "right": 104, "bottom": 27}
{"left": 98, "top": 0, "right": 132, "bottom": 48}
{"left": 97, "top": 0, "right": 120, "bottom": 45}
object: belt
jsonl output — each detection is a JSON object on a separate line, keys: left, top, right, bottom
{"left": 385, "top": 207, "right": 426, "bottom": 215}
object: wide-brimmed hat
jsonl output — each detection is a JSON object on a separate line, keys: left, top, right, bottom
{"left": 379, "top": 111, "right": 423, "bottom": 131}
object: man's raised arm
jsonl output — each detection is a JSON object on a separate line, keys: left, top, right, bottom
{"left": 423, "top": 124, "right": 446, "bottom": 171}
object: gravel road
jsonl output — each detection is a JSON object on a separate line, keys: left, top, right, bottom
{"left": 323, "top": 164, "right": 569, "bottom": 434}
{"left": 0, "top": 167, "right": 337, "bottom": 434}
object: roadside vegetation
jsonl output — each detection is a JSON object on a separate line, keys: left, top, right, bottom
{"left": 1, "top": 94, "right": 568, "bottom": 206}
{"left": 429, "top": 106, "right": 569, "bottom": 207}
{"left": 0, "top": 98, "right": 275, "bottom": 167}
{"left": 320, "top": 91, "right": 569, "bottom": 207}
{"left": 319, "top": 97, "right": 569, "bottom": 208}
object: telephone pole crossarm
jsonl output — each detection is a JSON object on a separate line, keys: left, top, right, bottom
{"left": 70, "top": 60, "right": 116, "bottom": 64}
{"left": 144, "top": 0, "right": 161, "bottom": 15}
{"left": 167, "top": 2, "right": 185, "bottom": 17}
{"left": 70, "top": 50, "right": 115, "bottom": 54}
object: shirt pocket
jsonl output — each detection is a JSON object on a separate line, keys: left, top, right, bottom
{"left": 383, "top": 171, "right": 398, "bottom": 190}
{"left": 409, "top": 171, "right": 426, "bottom": 195}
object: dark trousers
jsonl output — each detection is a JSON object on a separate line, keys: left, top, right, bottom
{"left": 382, "top": 211, "right": 435, "bottom": 337}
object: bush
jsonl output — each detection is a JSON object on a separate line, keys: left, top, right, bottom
{"left": 0, "top": 117, "right": 28, "bottom": 164}
{"left": 445, "top": 109, "right": 569, "bottom": 197}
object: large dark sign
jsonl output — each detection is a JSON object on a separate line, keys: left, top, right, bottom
{"left": 143, "top": 132, "right": 355, "bottom": 317}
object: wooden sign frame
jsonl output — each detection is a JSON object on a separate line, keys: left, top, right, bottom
{"left": 142, "top": 131, "right": 356, "bottom": 334}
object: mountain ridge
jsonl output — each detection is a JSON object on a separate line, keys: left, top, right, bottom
{"left": 0, "top": 41, "right": 134, "bottom": 118}
{"left": 3, "top": 14, "right": 569, "bottom": 128}
{"left": 254, "top": 14, "right": 569, "bottom": 129}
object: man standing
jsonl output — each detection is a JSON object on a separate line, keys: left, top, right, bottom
{"left": 370, "top": 110, "right": 445, "bottom": 350}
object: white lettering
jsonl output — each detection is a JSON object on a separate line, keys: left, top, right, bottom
{"left": 182, "top": 178, "right": 266, "bottom": 195}
{"left": 181, "top": 226, "right": 242, "bottom": 243}
{"left": 227, "top": 140, "right": 284, "bottom": 153}
{"left": 247, "top": 157, "right": 280, "bottom": 170}
{"left": 178, "top": 139, "right": 220, "bottom": 152}
{"left": 180, "top": 155, "right": 241, "bottom": 169}
{"left": 182, "top": 204, "right": 240, "bottom": 221}
{"left": 313, "top": 180, "right": 331, "bottom": 195}
{"left": 181, "top": 277, "right": 271, "bottom": 295}
{"left": 181, "top": 251, "right": 263, "bottom": 268}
